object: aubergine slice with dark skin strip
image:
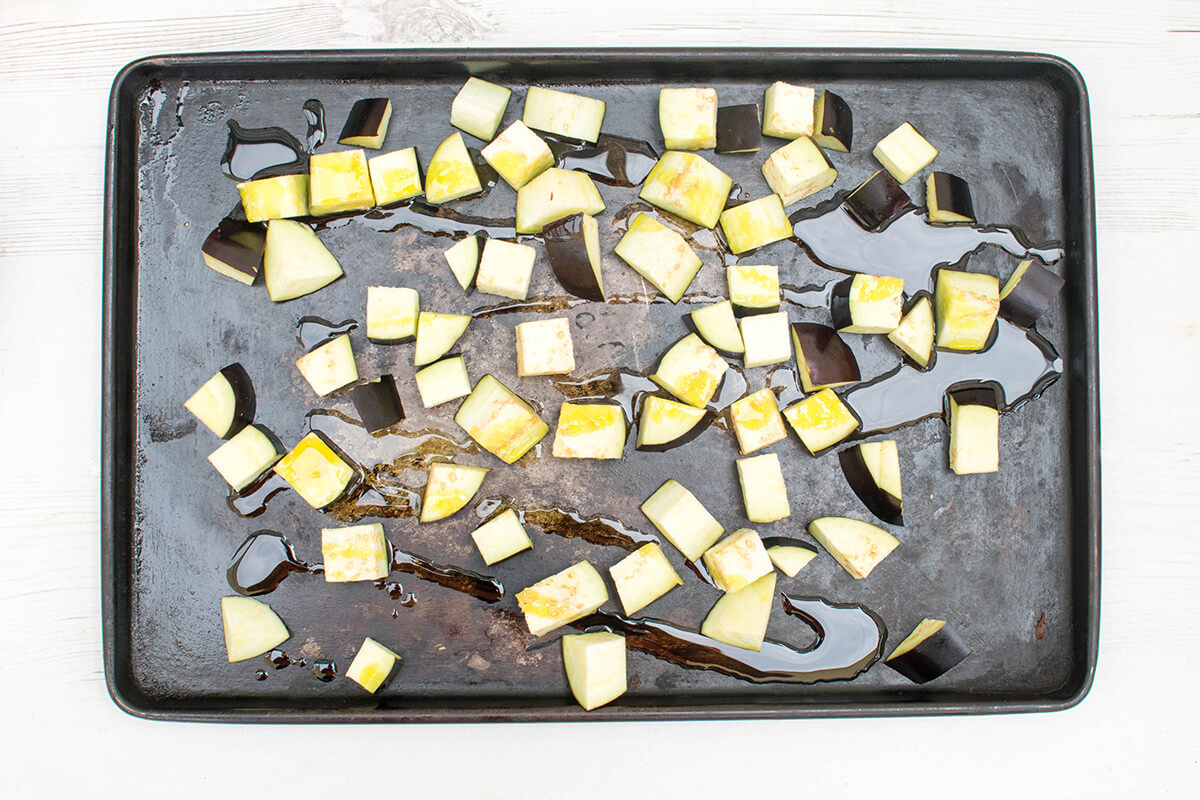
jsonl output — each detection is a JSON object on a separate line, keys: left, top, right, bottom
{"left": 844, "top": 169, "right": 911, "bottom": 231}
{"left": 813, "top": 90, "right": 853, "bottom": 153}
{"left": 885, "top": 618, "right": 971, "bottom": 683}
{"left": 684, "top": 301, "right": 745, "bottom": 357}
{"left": 635, "top": 395, "right": 717, "bottom": 452}
{"left": 888, "top": 291, "right": 937, "bottom": 370}
{"left": 925, "top": 171, "right": 975, "bottom": 224}
{"left": 790, "top": 322, "right": 860, "bottom": 392}
{"left": 338, "top": 98, "right": 392, "bottom": 149}
{"left": 347, "top": 375, "right": 405, "bottom": 434}
{"left": 946, "top": 384, "right": 1001, "bottom": 475}
{"left": 715, "top": 105, "right": 762, "bottom": 154}
{"left": 830, "top": 274, "right": 905, "bottom": 334}
{"left": 184, "top": 363, "right": 256, "bottom": 439}
{"left": 543, "top": 213, "right": 604, "bottom": 301}
{"left": 1000, "top": 260, "right": 1065, "bottom": 329}
{"left": 202, "top": 219, "right": 266, "bottom": 285}
{"left": 838, "top": 440, "right": 903, "bottom": 526}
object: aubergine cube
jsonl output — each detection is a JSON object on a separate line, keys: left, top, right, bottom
{"left": 201, "top": 219, "right": 266, "bottom": 285}
{"left": 338, "top": 98, "right": 392, "bottom": 149}
{"left": 701, "top": 528, "right": 773, "bottom": 594}
{"left": 443, "top": 235, "right": 480, "bottom": 292}
{"left": 947, "top": 386, "right": 1000, "bottom": 475}
{"left": 830, "top": 274, "right": 905, "bottom": 334}
{"left": 613, "top": 212, "right": 702, "bottom": 303}
{"left": 874, "top": 122, "right": 938, "bottom": 184}
{"left": 735, "top": 453, "right": 790, "bottom": 523}
{"left": 523, "top": 87, "right": 606, "bottom": 144}
{"left": 635, "top": 396, "right": 714, "bottom": 452}
{"left": 886, "top": 618, "right": 971, "bottom": 684}
{"left": 515, "top": 167, "right": 605, "bottom": 234}
{"left": 762, "top": 81, "right": 815, "bottom": 140}
{"left": 263, "top": 219, "right": 344, "bottom": 302}
{"left": 888, "top": 293, "right": 936, "bottom": 368}
{"left": 544, "top": 213, "right": 604, "bottom": 301}
{"left": 761, "top": 135, "right": 837, "bottom": 207}
{"left": 321, "top": 523, "right": 390, "bottom": 582}
{"left": 414, "top": 312, "right": 471, "bottom": 367}
{"left": 740, "top": 311, "right": 792, "bottom": 369}
{"left": 650, "top": 333, "right": 727, "bottom": 408}
{"left": 455, "top": 375, "right": 548, "bottom": 464}
{"left": 728, "top": 263, "right": 781, "bottom": 314}
{"left": 718, "top": 194, "right": 792, "bottom": 254}
{"left": 640, "top": 479, "right": 725, "bottom": 562}
{"left": 274, "top": 432, "right": 356, "bottom": 509}
{"left": 208, "top": 425, "right": 283, "bottom": 491}
{"left": 844, "top": 170, "right": 911, "bottom": 231}
{"left": 308, "top": 149, "right": 376, "bottom": 216}
{"left": 425, "top": 132, "right": 482, "bottom": 204}
{"left": 420, "top": 462, "right": 490, "bottom": 523}
{"left": 659, "top": 87, "right": 718, "bottom": 151}
{"left": 451, "top": 77, "right": 512, "bottom": 142}
{"left": 715, "top": 104, "right": 762, "bottom": 154}
{"left": 807, "top": 516, "right": 898, "bottom": 579}
{"left": 414, "top": 356, "right": 471, "bottom": 408}
{"left": 935, "top": 269, "right": 999, "bottom": 351}
{"left": 1000, "top": 260, "right": 1065, "bottom": 329}
{"left": 348, "top": 375, "right": 405, "bottom": 433}
{"left": 783, "top": 388, "right": 859, "bottom": 455}
{"left": 368, "top": 147, "right": 423, "bottom": 206}
{"left": 685, "top": 300, "right": 744, "bottom": 356}
{"left": 925, "top": 171, "right": 975, "bottom": 223}
{"left": 236, "top": 173, "right": 309, "bottom": 223}
{"left": 729, "top": 388, "right": 788, "bottom": 455}
{"left": 481, "top": 119, "right": 555, "bottom": 190}
{"left": 790, "top": 322, "right": 860, "bottom": 392}
{"left": 295, "top": 334, "right": 358, "bottom": 396}
{"left": 552, "top": 402, "right": 626, "bottom": 460}
{"left": 639, "top": 151, "right": 732, "bottom": 229}
{"left": 515, "top": 317, "right": 575, "bottom": 377}
{"left": 516, "top": 561, "right": 609, "bottom": 637}
{"left": 366, "top": 286, "right": 419, "bottom": 344}
{"left": 838, "top": 439, "right": 903, "bottom": 525}
{"left": 813, "top": 90, "right": 853, "bottom": 152}
{"left": 184, "top": 363, "right": 256, "bottom": 439}
{"left": 476, "top": 238, "right": 536, "bottom": 301}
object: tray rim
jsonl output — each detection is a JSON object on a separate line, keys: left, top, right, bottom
{"left": 102, "top": 47, "right": 1100, "bottom": 724}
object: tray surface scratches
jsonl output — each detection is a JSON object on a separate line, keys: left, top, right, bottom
{"left": 102, "top": 50, "right": 1098, "bottom": 722}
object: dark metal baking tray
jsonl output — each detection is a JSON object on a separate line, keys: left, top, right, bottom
{"left": 102, "top": 49, "right": 1099, "bottom": 722}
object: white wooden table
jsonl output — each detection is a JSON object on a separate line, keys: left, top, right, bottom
{"left": 2, "top": 0, "right": 1197, "bottom": 794}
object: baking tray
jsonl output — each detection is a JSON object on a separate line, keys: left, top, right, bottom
{"left": 102, "top": 49, "right": 1099, "bottom": 722}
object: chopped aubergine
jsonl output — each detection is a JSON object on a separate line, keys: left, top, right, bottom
{"left": 719, "top": 194, "right": 792, "bottom": 254}
{"left": 813, "top": 90, "right": 853, "bottom": 152}
{"left": 934, "top": 269, "right": 999, "bottom": 351}
{"left": 221, "top": 595, "right": 289, "bottom": 662}
{"left": 523, "top": 87, "right": 606, "bottom": 143}
{"left": 208, "top": 425, "right": 282, "bottom": 492}
{"left": 552, "top": 402, "right": 625, "bottom": 459}
{"left": 715, "top": 104, "right": 762, "bottom": 154}
{"left": 885, "top": 619, "right": 972, "bottom": 684}
{"left": 201, "top": 218, "right": 266, "bottom": 285}
{"left": 414, "top": 356, "right": 472, "bottom": 408}
{"left": 782, "top": 388, "right": 860, "bottom": 455}
{"left": 702, "top": 528, "right": 773, "bottom": 594}
{"left": 544, "top": 213, "right": 604, "bottom": 301}
{"left": 237, "top": 173, "right": 309, "bottom": 223}
{"left": 347, "top": 376, "right": 405, "bottom": 434}
{"left": 873, "top": 122, "right": 938, "bottom": 184}
{"left": 830, "top": 274, "right": 905, "bottom": 334}
{"left": 454, "top": 374, "right": 549, "bottom": 464}
{"left": 700, "top": 572, "right": 777, "bottom": 651}
{"left": 635, "top": 395, "right": 714, "bottom": 452}
{"left": 367, "top": 147, "right": 423, "bottom": 206}
{"left": 739, "top": 311, "right": 792, "bottom": 369}
{"left": 346, "top": 637, "right": 402, "bottom": 694}
{"left": 761, "top": 135, "right": 837, "bottom": 206}
{"left": 639, "top": 151, "right": 733, "bottom": 229}
{"left": 729, "top": 388, "right": 788, "bottom": 455}
{"left": 807, "top": 516, "right": 899, "bottom": 580}
{"left": 274, "top": 432, "right": 355, "bottom": 509}
{"left": 414, "top": 312, "right": 471, "bottom": 366}
{"left": 481, "top": 119, "right": 555, "bottom": 190}
{"left": 443, "top": 234, "right": 481, "bottom": 291}
{"left": 475, "top": 238, "right": 536, "bottom": 300}
{"left": 562, "top": 632, "right": 627, "bottom": 711}
{"left": 947, "top": 386, "right": 1000, "bottom": 475}
{"left": 649, "top": 333, "right": 728, "bottom": 408}
{"left": 424, "top": 132, "right": 482, "bottom": 204}
{"left": 295, "top": 334, "right": 358, "bottom": 396}
{"left": 515, "top": 316, "right": 576, "bottom": 377}
{"left": 516, "top": 561, "right": 609, "bottom": 636}
{"left": 366, "top": 286, "right": 419, "bottom": 344}
{"left": 838, "top": 439, "right": 903, "bottom": 525}
{"left": 184, "top": 363, "right": 256, "bottom": 439}
{"left": 685, "top": 300, "right": 745, "bottom": 356}
{"left": 727, "top": 263, "right": 781, "bottom": 315}
{"left": 613, "top": 213, "right": 702, "bottom": 303}
{"left": 338, "top": 98, "right": 392, "bottom": 149}
{"left": 609, "top": 543, "right": 682, "bottom": 615}
{"left": 767, "top": 545, "right": 817, "bottom": 578}
{"left": 888, "top": 293, "right": 936, "bottom": 368}
{"left": 321, "top": 522, "right": 390, "bottom": 582}
{"left": 762, "top": 81, "right": 815, "bottom": 139}
{"left": 658, "top": 87, "right": 718, "bottom": 150}
{"left": 925, "top": 171, "right": 975, "bottom": 223}
{"left": 471, "top": 508, "right": 533, "bottom": 565}
{"left": 844, "top": 170, "right": 911, "bottom": 232}
{"left": 308, "top": 149, "right": 377, "bottom": 216}
{"left": 999, "top": 260, "right": 1065, "bottom": 329}
{"left": 420, "top": 462, "right": 490, "bottom": 522}
{"left": 640, "top": 479, "right": 725, "bottom": 562}
{"left": 263, "top": 219, "right": 344, "bottom": 302}
{"left": 451, "top": 77, "right": 512, "bottom": 142}
{"left": 736, "top": 453, "right": 791, "bottom": 523}
{"left": 515, "top": 167, "right": 605, "bottom": 234}
{"left": 790, "top": 322, "right": 861, "bottom": 393}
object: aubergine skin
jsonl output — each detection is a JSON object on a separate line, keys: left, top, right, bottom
{"left": 202, "top": 219, "right": 266, "bottom": 282}
{"left": 635, "top": 407, "right": 717, "bottom": 452}
{"left": 829, "top": 277, "right": 854, "bottom": 331}
{"left": 338, "top": 98, "right": 391, "bottom": 143}
{"left": 715, "top": 104, "right": 762, "bottom": 154}
{"left": 838, "top": 445, "right": 903, "bottom": 526}
{"left": 928, "top": 172, "right": 975, "bottom": 222}
{"left": 218, "top": 363, "right": 258, "bottom": 439}
{"left": 947, "top": 384, "right": 1001, "bottom": 412}
{"left": 885, "top": 624, "right": 971, "bottom": 684}
{"left": 844, "top": 170, "right": 911, "bottom": 231}
{"left": 348, "top": 375, "right": 405, "bottom": 433}
{"left": 1001, "top": 263, "right": 1065, "bottom": 329}
{"left": 814, "top": 90, "right": 853, "bottom": 151}
{"left": 543, "top": 213, "right": 603, "bottom": 301}
{"left": 791, "top": 322, "right": 861, "bottom": 389}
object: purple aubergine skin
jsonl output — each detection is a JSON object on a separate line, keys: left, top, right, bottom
{"left": 635, "top": 407, "right": 718, "bottom": 452}
{"left": 215, "top": 362, "right": 257, "bottom": 439}
{"left": 1000, "top": 262, "right": 1065, "bottom": 329}
{"left": 201, "top": 218, "right": 266, "bottom": 281}
{"left": 947, "top": 383, "right": 1002, "bottom": 412}
{"left": 829, "top": 276, "right": 856, "bottom": 330}
{"left": 885, "top": 623, "right": 972, "bottom": 684}
{"left": 715, "top": 104, "right": 763, "bottom": 154}
{"left": 844, "top": 169, "right": 911, "bottom": 231}
{"left": 543, "top": 213, "right": 605, "bottom": 301}
{"left": 814, "top": 90, "right": 853, "bottom": 151}
{"left": 347, "top": 375, "right": 406, "bottom": 433}
{"left": 927, "top": 171, "right": 976, "bottom": 222}
{"left": 791, "top": 321, "right": 861, "bottom": 391}
{"left": 337, "top": 97, "right": 390, "bottom": 143}
{"left": 838, "top": 444, "right": 904, "bottom": 526}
